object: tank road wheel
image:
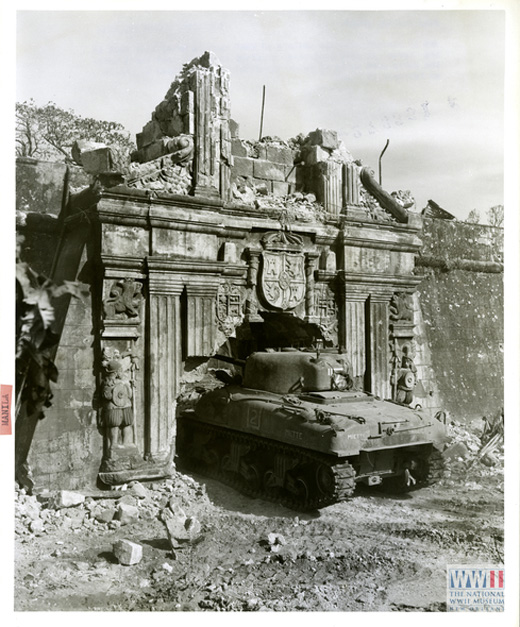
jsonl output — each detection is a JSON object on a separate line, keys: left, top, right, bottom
{"left": 263, "top": 469, "right": 282, "bottom": 499}
{"left": 202, "top": 447, "right": 220, "bottom": 474}
{"left": 294, "top": 476, "right": 312, "bottom": 506}
{"left": 316, "top": 463, "right": 336, "bottom": 497}
{"left": 240, "top": 461, "right": 262, "bottom": 494}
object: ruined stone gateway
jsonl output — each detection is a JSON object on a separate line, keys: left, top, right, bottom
{"left": 16, "top": 52, "right": 504, "bottom": 491}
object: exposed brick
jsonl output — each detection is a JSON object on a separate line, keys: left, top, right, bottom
{"left": 266, "top": 146, "right": 295, "bottom": 166}
{"left": 231, "top": 139, "right": 249, "bottom": 157}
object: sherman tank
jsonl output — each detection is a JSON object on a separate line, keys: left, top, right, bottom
{"left": 177, "top": 349, "right": 448, "bottom": 509}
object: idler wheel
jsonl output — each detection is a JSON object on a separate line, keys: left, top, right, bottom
{"left": 316, "top": 463, "right": 336, "bottom": 496}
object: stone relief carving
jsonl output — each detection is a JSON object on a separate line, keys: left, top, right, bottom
{"left": 216, "top": 282, "right": 244, "bottom": 335}
{"left": 390, "top": 342, "right": 417, "bottom": 405}
{"left": 391, "top": 189, "right": 415, "bottom": 210}
{"left": 103, "top": 278, "right": 143, "bottom": 321}
{"left": 99, "top": 347, "right": 139, "bottom": 459}
{"left": 314, "top": 283, "right": 338, "bottom": 344}
{"left": 127, "top": 154, "right": 193, "bottom": 195}
{"left": 260, "top": 251, "right": 306, "bottom": 310}
{"left": 259, "top": 225, "right": 306, "bottom": 311}
{"left": 389, "top": 291, "right": 414, "bottom": 323}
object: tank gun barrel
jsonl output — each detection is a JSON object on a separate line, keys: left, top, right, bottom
{"left": 214, "top": 354, "right": 247, "bottom": 368}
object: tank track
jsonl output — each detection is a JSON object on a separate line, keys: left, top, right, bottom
{"left": 422, "top": 447, "right": 446, "bottom": 485}
{"left": 378, "top": 445, "right": 445, "bottom": 494}
{"left": 177, "top": 416, "right": 356, "bottom": 511}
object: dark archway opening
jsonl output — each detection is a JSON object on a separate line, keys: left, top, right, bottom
{"left": 215, "top": 311, "right": 326, "bottom": 362}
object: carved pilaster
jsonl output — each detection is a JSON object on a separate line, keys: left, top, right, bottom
{"left": 344, "top": 300, "right": 366, "bottom": 381}
{"left": 389, "top": 291, "right": 417, "bottom": 404}
{"left": 245, "top": 250, "right": 262, "bottom": 322}
{"left": 185, "top": 282, "right": 219, "bottom": 357}
{"left": 147, "top": 288, "right": 182, "bottom": 462}
{"left": 304, "top": 252, "right": 320, "bottom": 322}
{"left": 342, "top": 163, "right": 360, "bottom": 207}
{"left": 191, "top": 61, "right": 231, "bottom": 200}
{"left": 319, "top": 161, "right": 342, "bottom": 217}
{"left": 368, "top": 296, "right": 391, "bottom": 399}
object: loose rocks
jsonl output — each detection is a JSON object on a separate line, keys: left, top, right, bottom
{"left": 49, "top": 491, "right": 85, "bottom": 509}
{"left": 113, "top": 539, "right": 143, "bottom": 565}
{"left": 116, "top": 503, "right": 139, "bottom": 525}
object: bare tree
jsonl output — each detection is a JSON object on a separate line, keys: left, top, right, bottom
{"left": 487, "top": 204, "right": 504, "bottom": 228}
{"left": 466, "top": 209, "right": 481, "bottom": 224}
{"left": 16, "top": 100, "right": 135, "bottom": 170}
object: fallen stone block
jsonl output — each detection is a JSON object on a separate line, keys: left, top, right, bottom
{"left": 72, "top": 140, "right": 113, "bottom": 173}
{"left": 95, "top": 508, "right": 116, "bottom": 524}
{"left": 185, "top": 517, "right": 201, "bottom": 540}
{"left": 442, "top": 441, "right": 470, "bottom": 461}
{"left": 302, "top": 145, "right": 329, "bottom": 166}
{"left": 267, "top": 533, "right": 287, "bottom": 548}
{"left": 306, "top": 129, "right": 339, "bottom": 150}
{"left": 18, "top": 498, "right": 41, "bottom": 521}
{"left": 29, "top": 519, "right": 45, "bottom": 534}
{"left": 167, "top": 499, "right": 187, "bottom": 523}
{"left": 49, "top": 490, "right": 85, "bottom": 509}
{"left": 161, "top": 508, "right": 186, "bottom": 549}
{"left": 130, "top": 481, "right": 149, "bottom": 500}
{"left": 116, "top": 503, "right": 139, "bottom": 525}
{"left": 117, "top": 494, "right": 138, "bottom": 507}
{"left": 113, "top": 539, "right": 143, "bottom": 566}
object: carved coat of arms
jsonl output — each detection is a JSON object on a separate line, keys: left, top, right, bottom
{"left": 260, "top": 251, "right": 306, "bottom": 310}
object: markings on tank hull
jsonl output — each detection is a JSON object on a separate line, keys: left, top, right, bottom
{"left": 285, "top": 429, "right": 303, "bottom": 440}
{"left": 246, "top": 406, "right": 261, "bottom": 430}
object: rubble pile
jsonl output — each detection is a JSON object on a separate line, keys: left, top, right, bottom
{"left": 230, "top": 184, "right": 328, "bottom": 224}
{"left": 15, "top": 471, "right": 211, "bottom": 546}
{"left": 440, "top": 415, "right": 504, "bottom": 488}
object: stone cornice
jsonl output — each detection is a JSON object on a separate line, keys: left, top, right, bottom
{"left": 338, "top": 271, "right": 422, "bottom": 290}
{"left": 147, "top": 256, "right": 246, "bottom": 278}
{"left": 341, "top": 221, "right": 422, "bottom": 254}
{"left": 101, "top": 255, "right": 147, "bottom": 278}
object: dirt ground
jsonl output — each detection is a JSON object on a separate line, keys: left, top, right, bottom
{"left": 14, "top": 420, "right": 504, "bottom": 613}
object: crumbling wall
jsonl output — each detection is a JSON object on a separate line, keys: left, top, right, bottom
{"left": 415, "top": 218, "right": 503, "bottom": 422}
{"left": 17, "top": 158, "right": 101, "bottom": 491}
{"left": 27, "top": 282, "right": 102, "bottom": 490}
{"left": 16, "top": 158, "right": 89, "bottom": 219}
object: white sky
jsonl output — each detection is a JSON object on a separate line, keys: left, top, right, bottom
{"left": 15, "top": 9, "right": 505, "bottom": 220}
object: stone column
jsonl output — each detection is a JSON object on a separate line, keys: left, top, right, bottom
{"left": 368, "top": 296, "right": 391, "bottom": 399}
{"left": 147, "top": 275, "right": 183, "bottom": 463}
